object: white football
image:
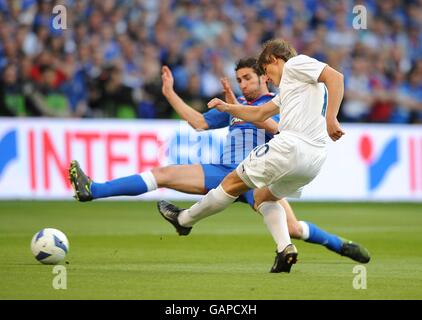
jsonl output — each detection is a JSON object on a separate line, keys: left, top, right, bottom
{"left": 31, "top": 228, "right": 69, "bottom": 265}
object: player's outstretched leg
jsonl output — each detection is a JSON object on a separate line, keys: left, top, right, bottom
{"left": 270, "top": 244, "right": 298, "bottom": 273}
{"left": 69, "top": 163, "right": 205, "bottom": 201}
{"left": 69, "top": 160, "right": 93, "bottom": 202}
{"left": 68, "top": 160, "right": 160, "bottom": 201}
{"left": 298, "top": 221, "right": 370, "bottom": 263}
{"left": 157, "top": 201, "right": 192, "bottom": 236}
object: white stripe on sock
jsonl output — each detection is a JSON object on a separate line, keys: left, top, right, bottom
{"left": 139, "top": 171, "right": 158, "bottom": 192}
{"left": 299, "top": 221, "right": 310, "bottom": 240}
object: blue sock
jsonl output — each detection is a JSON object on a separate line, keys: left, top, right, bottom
{"left": 304, "top": 221, "right": 343, "bottom": 253}
{"left": 91, "top": 174, "right": 151, "bottom": 199}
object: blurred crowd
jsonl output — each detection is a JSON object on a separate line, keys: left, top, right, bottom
{"left": 0, "top": 0, "right": 422, "bottom": 123}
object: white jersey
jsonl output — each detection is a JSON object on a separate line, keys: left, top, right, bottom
{"left": 272, "top": 54, "right": 329, "bottom": 146}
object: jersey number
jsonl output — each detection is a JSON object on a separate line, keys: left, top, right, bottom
{"left": 255, "top": 144, "right": 270, "bottom": 157}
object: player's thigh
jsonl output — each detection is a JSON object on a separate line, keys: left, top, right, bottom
{"left": 237, "top": 139, "right": 293, "bottom": 191}
{"left": 220, "top": 170, "right": 250, "bottom": 197}
{"left": 152, "top": 164, "right": 205, "bottom": 194}
{"left": 268, "top": 179, "right": 305, "bottom": 199}
{"left": 201, "top": 164, "right": 232, "bottom": 191}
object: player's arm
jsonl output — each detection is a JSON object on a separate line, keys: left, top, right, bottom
{"left": 207, "top": 99, "right": 279, "bottom": 123}
{"left": 251, "top": 118, "right": 279, "bottom": 135}
{"left": 220, "top": 77, "right": 279, "bottom": 134}
{"left": 161, "top": 66, "right": 209, "bottom": 131}
{"left": 318, "top": 65, "right": 345, "bottom": 141}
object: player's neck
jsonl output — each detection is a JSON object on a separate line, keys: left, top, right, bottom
{"left": 246, "top": 90, "right": 270, "bottom": 103}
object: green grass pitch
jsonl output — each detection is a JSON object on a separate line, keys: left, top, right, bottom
{"left": 1, "top": 201, "right": 422, "bottom": 299}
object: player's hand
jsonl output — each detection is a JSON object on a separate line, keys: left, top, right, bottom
{"left": 220, "top": 77, "right": 238, "bottom": 104}
{"left": 161, "top": 65, "right": 174, "bottom": 97}
{"left": 220, "top": 77, "right": 232, "bottom": 93}
{"left": 327, "top": 118, "right": 345, "bottom": 141}
{"left": 208, "top": 98, "right": 229, "bottom": 112}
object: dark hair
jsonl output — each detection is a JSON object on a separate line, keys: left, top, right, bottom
{"left": 235, "top": 57, "right": 262, "bottom": 76}
{"left": 257, "top": 39, "right": 297, "bottom": 72}
{"left": 39, "top": 64, "right": 54, "bottom": 74}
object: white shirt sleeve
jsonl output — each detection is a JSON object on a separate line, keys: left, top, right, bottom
{"left": 271, "top": 94, "right": 281, "bottom": 108}
{"left": 284, "top": 55, "right": 327, "bottom": 84}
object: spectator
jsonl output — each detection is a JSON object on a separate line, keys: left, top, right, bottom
{"left": 367, "top": 56, "right": 395, "bottom": 122}
{"left": 89, "top": 65, "right": 137, "bottom": 118}
{"left": 0, "top": 63, "right": 29, "bottom": 116}
{"left": 179, "top": 73, "right": 208, "bottom": 115}
{"left": 24, "top": 64, "right": 72, "bottom": 117}
{"left": 342, "top": 57, "right": 373, "bottom": 122}
{"left": 391, "top": 68, "right": 422, "bottom": 123}
{"left": 0, "top": 0, "right": 420, "bottom": 124}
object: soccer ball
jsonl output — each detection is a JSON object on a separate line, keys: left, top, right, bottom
{"left": 31, "top": 228, "right": 69, "bottom": 265}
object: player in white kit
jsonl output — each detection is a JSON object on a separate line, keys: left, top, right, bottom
{"left": 158, "top": 39, "right": 346, "bottom": 273}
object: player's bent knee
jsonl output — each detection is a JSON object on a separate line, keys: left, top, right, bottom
{"left": 151, "top": 167, "right": 173, "bottom": 187}
{"left": 288, "top": 222, "right": 303, "bottom": 239}
{"left": 221, "top": 171, "right": 249, "bottom": 197}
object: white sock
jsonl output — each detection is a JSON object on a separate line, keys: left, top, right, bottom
{"left": 258, "top": 201, "right": 291, "bottom": 253}
{"left": 139, "top": 171, "right": 158, "bottom": 191}
{"left": 178, "top": 185, "right": 238, "bottom": 227}
{"left": 298, "top": 221, "right": 310, "bottom": 240}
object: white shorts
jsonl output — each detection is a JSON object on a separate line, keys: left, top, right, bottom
{"left": 236, "top": 132, "right": 327, "bottom": 198}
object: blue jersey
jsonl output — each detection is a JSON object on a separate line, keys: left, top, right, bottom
{"left": 203, "top": 94, "right": 279, "bottom": 166}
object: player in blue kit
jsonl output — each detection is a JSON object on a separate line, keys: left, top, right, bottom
{"left": 69, "top": 58, "right": 370, "bottom": 264}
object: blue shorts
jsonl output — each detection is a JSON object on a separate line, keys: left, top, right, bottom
{"left": 201, "top": 164, "right": 255, "bottom": 207}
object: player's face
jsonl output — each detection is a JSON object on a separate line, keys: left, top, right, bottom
{"left": 236, "top": 67, "right": 263, "bottom": 101}
{"left": 263, "top": 59, "right": 283, "bottom": 86}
